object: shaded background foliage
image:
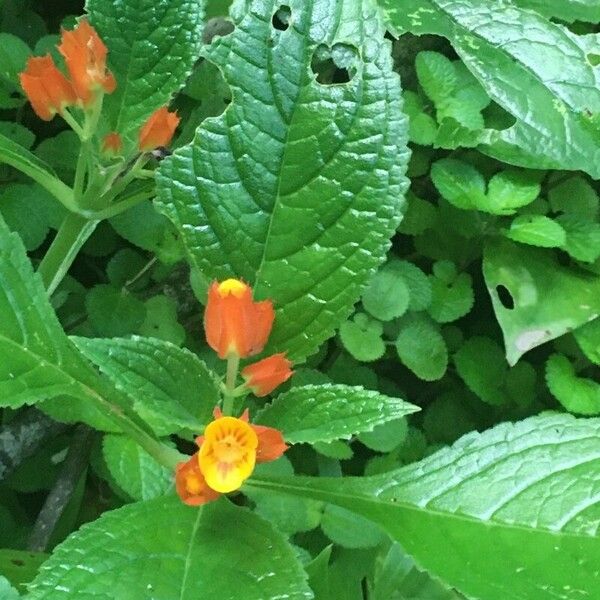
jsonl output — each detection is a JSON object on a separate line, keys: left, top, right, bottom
{"left": 1, "top": 0, "right": 600, "bottom": 598}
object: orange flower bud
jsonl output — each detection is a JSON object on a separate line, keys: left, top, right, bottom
{"left": 58, "top": 18, "right": 116, "bottom": 106}
{"left": 19, "top": 55, "right": 76, "bottom": 121}
{"left": 204, "top": 279, "right": 274, "bottom": 359}
{"left": 198, "top": 415, "right": 258, "bottom": 493}
{"left": 242, "top": 353, "right": 293, "bottom": 397}
{"left": 175, "top": 454, "right": 220, "bottom": 506}
{"left": 102, "top": 132, "right": 122, "bottom": 155}
{"left": 138, "top": 106, "right": 180, "bottom": 151}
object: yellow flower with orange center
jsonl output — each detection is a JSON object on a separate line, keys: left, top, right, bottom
{"left": 198, "top": 415, "right": 258, "bottom": 493}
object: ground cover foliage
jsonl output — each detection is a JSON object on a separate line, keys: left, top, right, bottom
{"left": 0, "top": 0, "right": 600, "bottom": 598}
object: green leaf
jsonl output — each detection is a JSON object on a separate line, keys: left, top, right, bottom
{"left": 427, "top": 270, "right": 473, "bottom": 323}
{"left": 546, "top": 353, "right": 600, "bottom": 416}
{"left": 484, "top": 169, "right": 541, "bottom": 215}
{"left": 387, "top": 260, "right": 432, "bottom": 311}
{"left": 27, "top": 497, "right": 312, "bottom": 599}
{"left": 508, "top": 0, "right": 600, "bottom": 23}
{"left": 430, "top": 158, "right": 486, "bottom": 210}
{"left": 256, "top": 384, "right": 419, "bottom": 444}
{"left": 102, "top": 434, "right": 173, "bottom": 501}
{"left": 156, "top": 0, "right": 409, "bottom": 362}
{"left": 305, "top": 546, "right": 332, "bottom": 600}
{"left": 415, "top": 51, "right": 457, "bottom": 105}
{"left": 0, "top": 215, "right": 102, "bottom": 410}
{"left": 0, "top": 133, "right": 75, "bottom": 211}
{"left": 249, "top": 413, "right": 600, "bottom": 600}
{"left": 397, "top": 192, "right": 438, "bottom": 236}
{"left": 396, "top": 314, "right": 448, "bottom": 381}
{"left": 548, "top": 175, "right": 598, "bottom": 219}
{"left": 139, "top": 295, "right": 186, "bottom": 346}
{"left": 358, "top": 418, "right": 408, "bottom": 453}
{"left": 0, "top": 183, "right": 50, "bottom": 250}
{"left": 380, "top": 0, "right": 600, "bottom": 176}
{"left": 85, "top": 284, "right": 146, "bottom": 337}
{"left": 371, "top": 543, "right": 462, "bottom": 600}
{"left": 0, "top": 549, "right": 47, "bottom": 593}
{"left": 574, "top": 319, "right": 600, "bottom": 365}
{"left": 321, "top": 504, "right": 385, "bottom": 549}
{"left": 454, "top": 336, "right": 510, "bottom": 406}
{"left": 483, "top": 238, "right": 600, "bottom": 364}
{"left": 86, "top": 0, "right": 204, "bottom": 137}
{"left": 74, "top": 336, "right": 219, "bottom": 436}
{"left": 0, "top": 576, "right": 20, "bottom": 600}
{"left": 362, "top": 269, "right": 410, "bottom": 322}
{"left": 556, "top": 214, "right": 600, "bottom": 263}
{"left": 505, "top": 215, "right": 566, "bottom": 248}
{"left": 314, "top": 439, "right": 354, "bottom": 460}
{"left": 339, "top": 313, "right": 386, "bottom": 363}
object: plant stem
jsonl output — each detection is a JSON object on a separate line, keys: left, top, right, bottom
{"left": 37, "top": 212, "right": 98, "bottom": 295}
{"left": 222, "top": 355, "right": 240, "bottom": 416}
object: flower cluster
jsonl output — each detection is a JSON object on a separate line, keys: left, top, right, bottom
{"left": 176, "top": 279, "right": 293, "bottom": 506}
{"left": 19, "top": 18, "right": 179, "bottom": 153}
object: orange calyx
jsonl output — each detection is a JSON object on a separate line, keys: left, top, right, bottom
{"left": 58, "top": 18, "right": 116, "bottom": 106}
{"left": 204, "top": 279, "right": 275, "bottom": 359}
{"left": 175, "top": 455, "right": 220, "bottom": 506}
{"left": 138, "top": 106, "right": 180, "bottom": 151}
{"left": 198, "top": 416, "right": 258, "bottom": 493}
{"left": 102, "top": 131, "right": 122, "bottom": 155}
{"left": 19, "top": 55, "right": 76, "bottom": 121}
{"left": 242, "top": 353, "right": 294, "bottom": 397}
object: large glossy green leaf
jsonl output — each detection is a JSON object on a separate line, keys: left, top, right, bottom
{"left": 256, "top": 384, "right": 419, "bottom": 444}
{"left": 249, "top": 413, "right": 600, "bottom": 600}
{"left": 509, "top": 0, "right": 600, "bottom": 22}
{"left": 0, "top": 215, "right": 151, "bottom": 432}
{"left": 0, "top": 216, "right": 97, "bottom": 410}
{"left": 73, "top": 336, "right": 220, "bottom": 436}
{"left": 86, "top": 0, "right": 204, "bottom": 136}
{"left": 0, "top": 133, "right": 75, "bottom": 210}
{"left": 379, "top": 0, "right": 600, "bottom": 176}
{"left": 483, "top": 239, "right": 600, "bottom": 364}
{"left": 27, "top": 497, "right": 312, "bottom": 600}
{"left": 156, "top": 0, "right": 409, "bottom": 361}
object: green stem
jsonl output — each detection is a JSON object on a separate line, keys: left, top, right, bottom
{"left": 81, "top": 187, "right": 154, "bottom": 220}
{"left": 37, "top": 212, "right": 98, "bottom": 295}
{"left": 222, "top": 355, "right": 240, "bottom": 416}
{"left": 89, "top": 388, "right": 182, "bottom": 469}
{"left": 73, "top": 141, "right": 89, "bottom": 202}
{"left": 61, "top": 110, "right": 84, "bottom": 139}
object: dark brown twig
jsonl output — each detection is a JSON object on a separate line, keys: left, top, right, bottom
{"left": 28, "top": 424, "right": 95, "bottom": 552}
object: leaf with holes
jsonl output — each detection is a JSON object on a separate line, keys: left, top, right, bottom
{"left": 156, "top": 0, "right": 409, "bottom": 362}
{"left": 27, "top": 497, "right": 312, "bottom": 599}
{"left": 483, "top": 238, "right": 600, "bottom": 365}
{"left": 256, "top": 384, "right": 419, "bottom": 444}
{"left": 248, "top": 413, "right": 600, "bottom": 600}
{"left": 86, "top": 0, "right": 204, "bottom": 138}
{"left": 380, "top": 0, "right": 600, "bottom": 176}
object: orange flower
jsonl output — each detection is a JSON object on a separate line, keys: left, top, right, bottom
{"left": 175, "top": 454, "right": 220, "bottom": 506}
{"left": 242, "top": 353, "right": 293, "bottom": 397}
{"left": 58, "top": 18, "right": 116, "bottom": 106}
{"left": 204, "top": 279, "right": 274, "bottom": 359}
{"left": 138, "top": 106, "right": 180, "bottom": 151}
{"left": 19, "top": 55, "right": 76, "bottom": 121}
{"left": 102, "top": 132, "right": 122, "bottom": 155}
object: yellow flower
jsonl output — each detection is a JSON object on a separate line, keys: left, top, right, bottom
{"left": 198, "top": 415, "right": 258, "bottom": 493}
